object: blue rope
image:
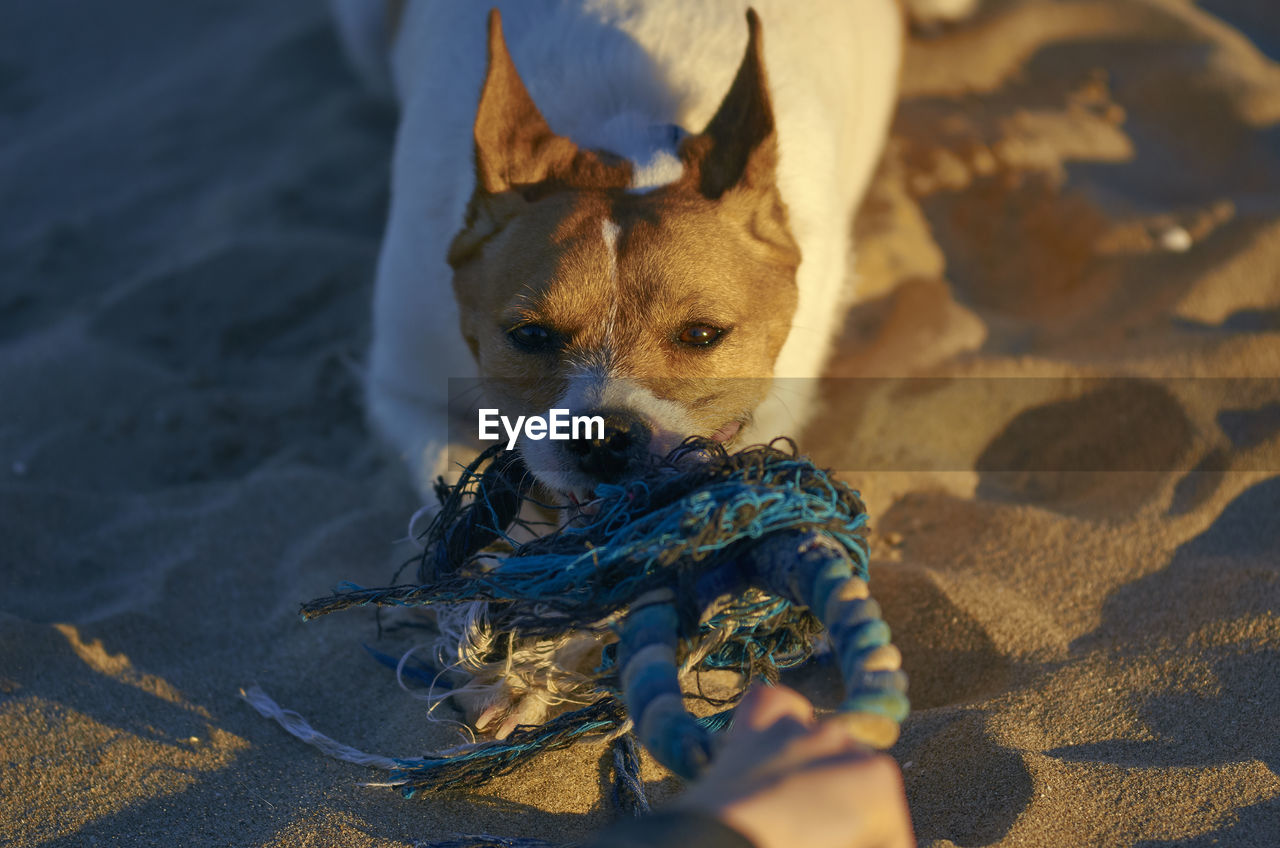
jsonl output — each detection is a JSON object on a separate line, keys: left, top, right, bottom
{"left": 611, "top": 733, "right": 651, "bottom": 817}
{"left": 300, "top": 441, "right": 884, "bottom": 797}
{"left": 389, "top": 699, "right": 629, "bottom": 796}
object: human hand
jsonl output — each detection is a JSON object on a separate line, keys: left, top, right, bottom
{"left": 676, "top": 684, "right": 915, "bottom": 848}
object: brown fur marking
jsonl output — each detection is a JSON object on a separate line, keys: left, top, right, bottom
{"left": 451, "top": 10, "right": 801, "bottom": 444}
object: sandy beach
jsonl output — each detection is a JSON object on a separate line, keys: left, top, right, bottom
{"left": 2, "top": 0, "right": 1278, "bottom": 845}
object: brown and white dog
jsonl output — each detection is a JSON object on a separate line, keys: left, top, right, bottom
{"left": 330, "top": 0, "right": 963, "bottom": 734}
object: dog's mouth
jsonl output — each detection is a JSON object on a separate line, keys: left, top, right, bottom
{"left": 564, "top": 489, "right": 596, "bottom": 518}
{"left": 556, "top": 415, "right": 747, "bottom": 523}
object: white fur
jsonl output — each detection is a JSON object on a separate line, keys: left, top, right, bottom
{"left": 602, "top": 218, "right": 622, "bottom": 350}
{"left": 349, "top": 0, "right": 903, "bottom": 494}
{"left": 601, "top": 218, "right": 621, "bottom": 277}
{"left": 628, "top": 149, "right": 684, "bottom": 192}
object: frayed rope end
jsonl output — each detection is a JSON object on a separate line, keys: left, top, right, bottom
{"left": 239, "top": 685, "right": 403, "bottom": 772}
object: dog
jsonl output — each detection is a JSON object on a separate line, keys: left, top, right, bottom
{"left": 330, "top": 0, "right": 965, "bottom": 736}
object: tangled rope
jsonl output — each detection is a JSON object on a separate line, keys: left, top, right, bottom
{"left": 248, "top": 439, "right": 908, "bottom": 840}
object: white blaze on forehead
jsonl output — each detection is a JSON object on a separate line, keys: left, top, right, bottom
{"left": 601, "top": 219, "right": 621, "bottom": 276}
{"left": 601, "top": 218, "right": 622, "bottom": 343}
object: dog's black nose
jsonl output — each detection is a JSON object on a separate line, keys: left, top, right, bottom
{"left": 562, "top": 409, "right": 651, "bottom": 481}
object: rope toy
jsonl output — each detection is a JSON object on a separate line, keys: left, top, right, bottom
{"left": 247, "top": 438, "right": 908, "bottom": 809}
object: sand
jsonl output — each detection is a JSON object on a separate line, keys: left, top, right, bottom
{"left": 2, "top": 0, "right": 1278, "bottom": 845}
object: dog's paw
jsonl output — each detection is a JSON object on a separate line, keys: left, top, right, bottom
{"left": 470, "top": 687, "right": 554, "bottom": 740}
{"left": 444, "top": 628, "right": 605, "bottom": 740}
{"left": 448, "top": 674, "right": 555, "bottom": 740}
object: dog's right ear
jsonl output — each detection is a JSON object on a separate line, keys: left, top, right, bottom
{"left": 449, "top": 10, "right": 626, "bottom": 267}
{"left": 682, "top": 9, "right": 778, "bottom": 200}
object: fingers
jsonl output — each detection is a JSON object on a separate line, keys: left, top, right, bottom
{"left": 684, "top": 685, "right": 916, "bottom": 848}
{"left": 857, "top": 753, "right": 916, "bottom": 848}
{"left": 806, "top": 717, "right": 876, "bottom": 756}
{"left": 729, "top": 684, "right": 816, "bottom": 739}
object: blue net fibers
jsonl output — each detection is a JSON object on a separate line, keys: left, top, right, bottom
{"left": 290, "top": 439, "right": 902, "bottom": 844}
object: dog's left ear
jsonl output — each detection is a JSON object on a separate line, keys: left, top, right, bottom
{"left": 450, "top": 9, "right": 629, "bottom": 267}
{"left": 682, "top": 9, "right": 779, "bottom": 200}
{"left": 471, "top": 8, "right": 581, "bottom": 194}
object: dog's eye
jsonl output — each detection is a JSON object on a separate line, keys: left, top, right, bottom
{"left": 676, "top": 324, "right": 725, "bottom": 347}
{"left": 507, "top": 323, "right": 561, "bottom": 352}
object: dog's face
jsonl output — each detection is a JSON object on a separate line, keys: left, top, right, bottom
{"left": 448, "top": 11, "right": 799, "bottom": 498}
